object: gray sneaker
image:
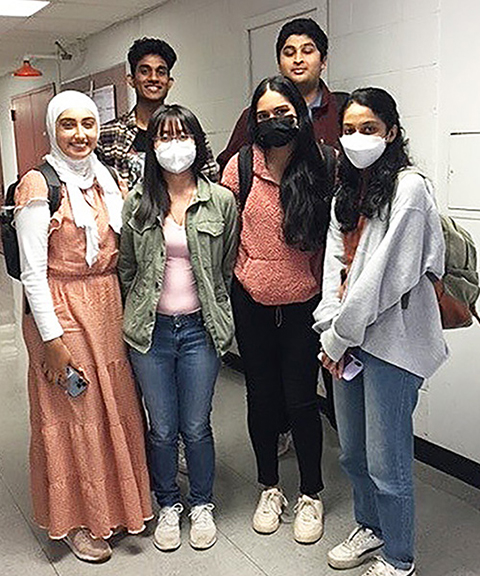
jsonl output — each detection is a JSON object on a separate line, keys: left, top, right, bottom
{"left": 189, "top": 503, "right": 217, "bottom": 549}
{"left": 154, "top": 503, "right": 183, "bottom": 551}
{"left": 328, "top": 526, "right": 384, "bottom": 569}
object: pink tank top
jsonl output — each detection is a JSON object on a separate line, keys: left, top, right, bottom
{"left": 156, "top": 216, "right": 201, "bottom": 315}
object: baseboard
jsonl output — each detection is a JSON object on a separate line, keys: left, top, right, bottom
{"left": 222, "top": 351, "right": 480, "bottom": 490}
{"left": 414, "top": 437, "right": 480, "bottom": 489}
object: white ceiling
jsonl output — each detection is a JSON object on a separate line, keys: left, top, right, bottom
{"left": 0, "top": 0, "right": 169, "bottom": 77}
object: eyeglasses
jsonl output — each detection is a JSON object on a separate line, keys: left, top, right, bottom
{"left": 155, "top": 132, "right": 193, "bottom": 143}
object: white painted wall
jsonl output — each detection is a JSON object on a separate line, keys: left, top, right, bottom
{"left": 329, "top": 0, "right": 480, "bottom": 464}
{"left": 0, "top": 0, "right": 327, "bottom": 185}
{"left": 0, "top": 0, "right": 479, "bottom": 463}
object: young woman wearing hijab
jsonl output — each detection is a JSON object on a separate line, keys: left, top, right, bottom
{"left": 314, "top": 88, "right": 448, "bottom": 576}
{"left": 14, "top": 91, "right": 152, "bottom": 563}
{"left": 221, "top": 76, "right": 332, "bottom": 544}
{"left": 118, "top": 104, "right": 238, "bottom": 552}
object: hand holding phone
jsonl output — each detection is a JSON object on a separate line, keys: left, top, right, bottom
{"left": 64, "top": 366, "right": 89, "bottom": 397}
{"left": 342, "top": 354, "right": 363, "bottom": 381}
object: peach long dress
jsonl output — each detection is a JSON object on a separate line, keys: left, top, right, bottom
{"left": 16, "top": 171, "right": 152, "bottom": 539}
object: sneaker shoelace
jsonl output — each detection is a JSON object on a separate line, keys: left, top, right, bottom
{"left": 159, "top": 503, "right": 183, "bottom": 528}
{"left": 260, "top": 489, "right": 287, "bottom": 515}
{"left": 189, "top": 503, "right": 215, "bottom": 527}
{"left": 293, "top": 497, "right": 321, "bottom": 522}
{"left": 345, "top": 526, "right": 379, "bottom": 551}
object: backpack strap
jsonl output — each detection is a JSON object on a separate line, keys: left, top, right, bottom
{"left": 238, "top": 145, "right": 254, "bottom": 210}
{"left": 36, "top": 162, "right": 62, "bottom": 215}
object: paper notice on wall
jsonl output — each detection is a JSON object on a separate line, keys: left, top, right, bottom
{"left": 92, "top": 85, "right": 116, "bottom": 124}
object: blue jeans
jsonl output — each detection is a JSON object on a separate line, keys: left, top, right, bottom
{"left": 333, "top": 349, "right": 423, "bottom": 570}
{"left": 129, "top": 312, "right": 220, "bottom": 507}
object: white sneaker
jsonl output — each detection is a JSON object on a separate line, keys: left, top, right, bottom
{"left": 278, "top": 431, "right": 293, "bottom": 458}
{"left": 178, "top": 439, "right": 188, "bottom": 475}
{"left": 252, "top": 487, "right": 287, "bottom": 534}
{"left": 361, "top": 556, "right": 416, "bottom": 576}
{"left": 328, "top": 526, "right": 384, "bottom": 569}
{"left": 189, "top": 503, "right": 217, "bottom": 549}
{"left": 153, "top": 503, "right": 183, "bottom": 551}
{"left": 293, "top": 495, "right": 324, "bottom": 544}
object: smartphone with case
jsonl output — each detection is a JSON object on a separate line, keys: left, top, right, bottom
{"left": 65, "top": 366, "right": 88, "bottom": 397}
{"left": 342, "top": 354, "right": 363, "bottom": 381}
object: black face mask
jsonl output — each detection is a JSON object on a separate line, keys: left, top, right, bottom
{"left": 254, "top": 117, "right": 299, "bottom": 148}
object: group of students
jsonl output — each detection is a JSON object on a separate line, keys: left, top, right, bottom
{"left": 13, "top": 17, "right": 448, "bottom": 576}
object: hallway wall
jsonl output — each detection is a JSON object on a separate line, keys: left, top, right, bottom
{"left": 0, "top": 0, "right": 479, "bottom": 465}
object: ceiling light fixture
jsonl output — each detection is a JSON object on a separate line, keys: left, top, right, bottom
{"left": 13, "top": 41, "right": 73, "bottom": 79}
{"left": 0, "top": 1, "right": 49, "bottom": 17}
{"left": 13, "top": 60, "right": 43, "bottom": 77}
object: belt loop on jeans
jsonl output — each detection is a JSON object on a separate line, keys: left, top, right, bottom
{"left": 275, "top": 306, "right": 283, "bottom": 328}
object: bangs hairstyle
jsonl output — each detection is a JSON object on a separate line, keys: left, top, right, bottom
{"left": 247, "top": 75, "right": 332, "bottom": 251}
{"left": 134, "top": 104, "right": 208, "bottom": 228}
{"left": 335, "top": 87, "right": 411, "bottom": 232}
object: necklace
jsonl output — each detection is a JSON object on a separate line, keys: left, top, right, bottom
{"left": 169, "top": 188, "right": 196, "bottom": 226}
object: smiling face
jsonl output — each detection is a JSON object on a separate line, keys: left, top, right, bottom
{"left": 128, "top": 53, "right": 173, "bottom": 104}
{"left": 55, "top": 108, "right": 98, "bottom": 160}
{"left": 278, "top": 34, "right": 325, "bottom": 90}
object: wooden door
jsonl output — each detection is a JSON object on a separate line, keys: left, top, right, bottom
{"left": 11, "top": 83, "right": 55, "bottom": 177}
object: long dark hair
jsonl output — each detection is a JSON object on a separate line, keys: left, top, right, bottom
{"left": 335, "top": 87, "right": 411, "bottom": 232}
{"left": 134, "top": 104, "right": 209, "bottom": 228}
{"left": 248, "top": 76, "right": 331, "bottom": 251}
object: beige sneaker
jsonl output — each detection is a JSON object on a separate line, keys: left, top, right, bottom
{"left": 189, "top": 503, "right": 217, "bottom": 549}
{"left": 64, "top": 527, "right": 112, "bottom": 563}
{"left": 154, "top": 503, "right": 183, "bottom": 551}
{"left": 252, "top": 487, "right": 287, "bottom": 534}
{"left": 293, "top": 495, "right": 324, "bottom": 544}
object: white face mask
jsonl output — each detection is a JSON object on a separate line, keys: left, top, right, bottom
{"left": 340, "top": 132, "right": 387, "bottom": 169}
{"left": 155, "top": 139, "right": 196, "bottom": 174}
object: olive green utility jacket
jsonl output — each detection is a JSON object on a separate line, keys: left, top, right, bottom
{"left": 118, "top": 177, "right": 239, "bottom": 356}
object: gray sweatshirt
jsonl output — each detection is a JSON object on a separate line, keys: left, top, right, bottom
{"left": 313, "top": 170, "right": 449, "bottom": 379}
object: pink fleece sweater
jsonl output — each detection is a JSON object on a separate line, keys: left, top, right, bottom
{"left": 221, "top": 145, "right": 322, "bottom": 306}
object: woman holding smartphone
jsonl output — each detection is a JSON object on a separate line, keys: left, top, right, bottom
{"left": 314, "top": 88, "right": 448, "bottom": 576}
{"left": 14, "top": 91, "right": 152, "bottom": 563}
{"left": 118, "top": 104, "right": 238, "bottom": 552}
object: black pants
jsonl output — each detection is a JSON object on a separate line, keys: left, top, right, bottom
{"left": 232, "top": 278, "right": 324, "bottom": 495}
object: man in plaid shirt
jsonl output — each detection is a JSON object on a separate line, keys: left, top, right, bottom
{"left": 96, "top": 37, "right": 218, "bottom": 188}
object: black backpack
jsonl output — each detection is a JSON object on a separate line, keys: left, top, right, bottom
{"left": 237, "top": 142, "right": 336, "bottom": 209}
{"left": 0, "top": 163, "right": 62, "bottom": 281}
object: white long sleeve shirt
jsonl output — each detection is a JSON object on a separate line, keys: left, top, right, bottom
{"left": 15, "top": 199, "right": 64, "bottom": 342}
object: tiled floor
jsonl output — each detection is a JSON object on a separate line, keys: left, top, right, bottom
{"left": 1, "top": 260, "right": 480, "bottom": 576}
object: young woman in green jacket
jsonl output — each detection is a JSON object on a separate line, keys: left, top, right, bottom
{"left": 118, "top": 104, "right": 238, "bottom": 552}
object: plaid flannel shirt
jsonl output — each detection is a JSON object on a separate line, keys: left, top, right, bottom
{"left": 96, "top": 108, "right": 219, "bottom": 188}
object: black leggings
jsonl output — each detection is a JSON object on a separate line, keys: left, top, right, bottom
{"left": 232, "top": 278, "right": 324, "bottom": 495}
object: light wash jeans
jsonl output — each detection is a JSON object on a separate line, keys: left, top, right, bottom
{"left": 333, "top": 349, "right": 423, "bottom": 570}
{"left": 129, "top": 312, "right": 220, "bottom": 507}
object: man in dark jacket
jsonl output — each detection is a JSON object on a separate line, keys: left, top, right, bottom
{"left": 217, "top": 18, "right": 340, "bottom": 174}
